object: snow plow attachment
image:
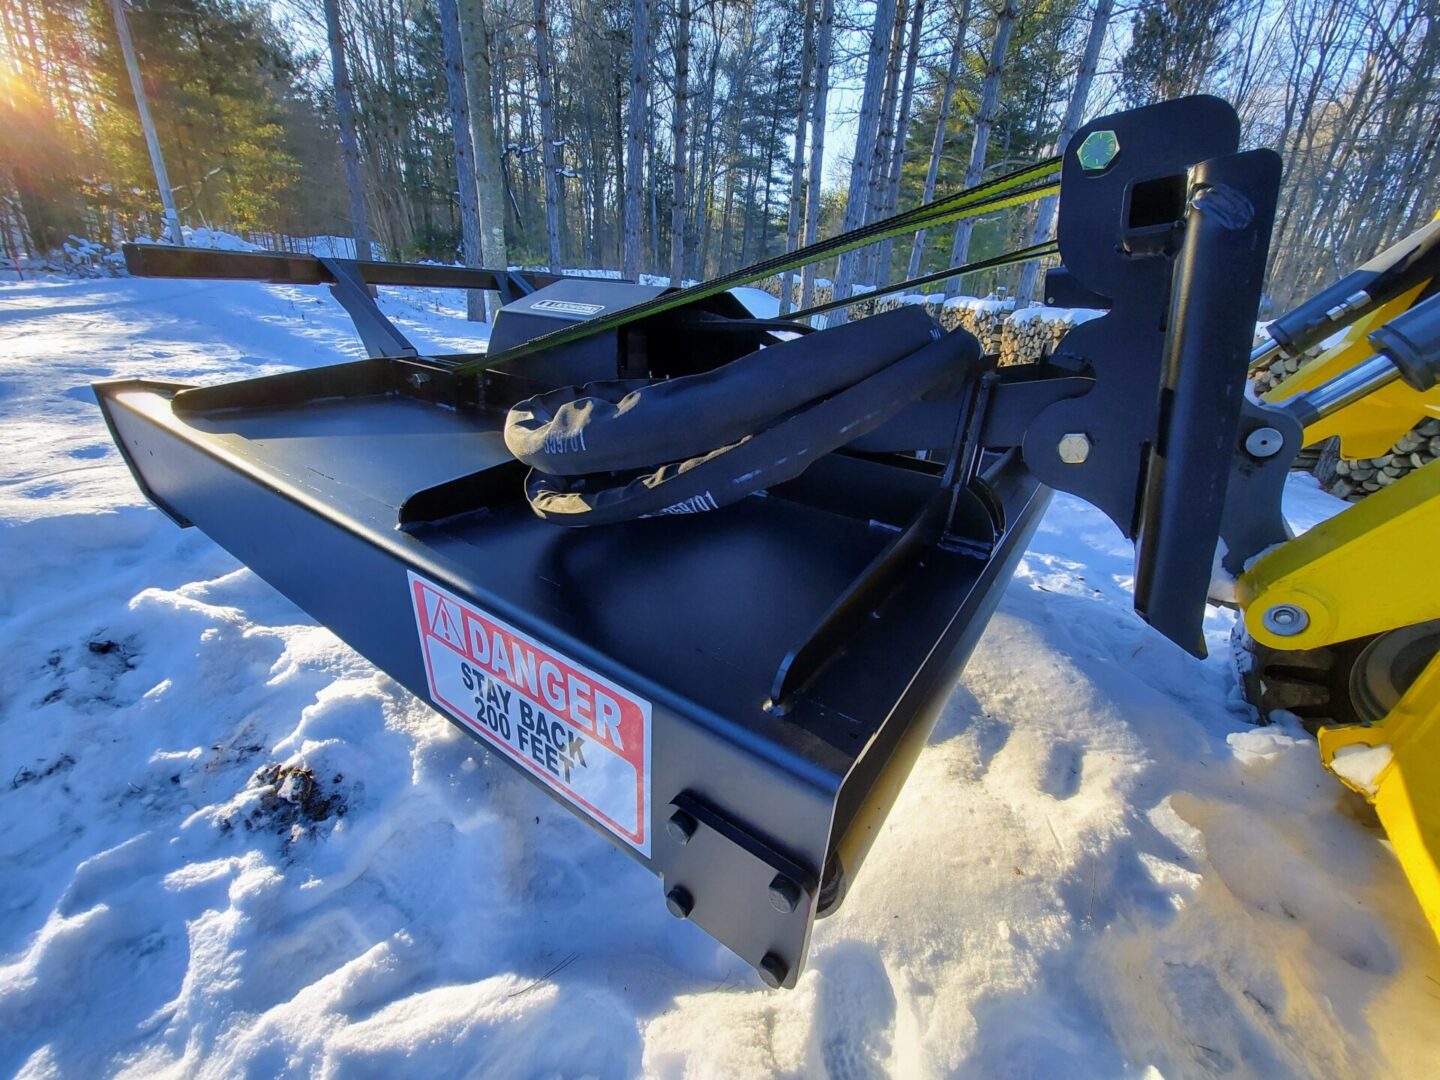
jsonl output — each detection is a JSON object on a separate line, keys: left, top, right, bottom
{"left": 94, "top": 356, "right": 1050, "bottom": 987}
{"left": 97, "top": 97, "right": 1289, "bottom": 985}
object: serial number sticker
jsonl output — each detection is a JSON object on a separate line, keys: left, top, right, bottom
{"left": 408, "top": 571, "right": 651, "bottom": 855}
{"left": 531, "top": 298, "right": 605, "bottom": 316}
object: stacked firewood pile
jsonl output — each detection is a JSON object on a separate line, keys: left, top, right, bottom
{"left": 998, "top": 307, "right": 1104, "bottom": 366}
{"left": 938, "top": 297, "right": 1014, "bottom": 355}
{"left": 1325, "top": 418, "right": 1440, "bottom": 501}
{"left": 1250, "top": 346, "right": 1312, "bottom": 393}
{"left": 753, "top": 279, "right": 1103, "bottom": 367}
{"left": 867, "top": 294, "right": 946, "bottom": 321}
{"left": 1250, "top": 334, "right": 1438, "bottom": 502}
{"left": 755, "top": 275, "right": 832, "bottom": 309}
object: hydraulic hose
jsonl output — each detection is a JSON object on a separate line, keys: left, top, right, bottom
{"left": 505, "top": 307, "right": 985, "bottom": 525}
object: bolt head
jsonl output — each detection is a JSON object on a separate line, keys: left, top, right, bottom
{"left": 665, "top": 885, "right": 694, "bottom": 919}
{"left": 757, "top": 952, "right": 788, "bottom": 989}
{"left": 1262, "top": 603, "right": 1310, "bottom": 636}
{"left": 1245, "top": 426, "right": 1284, "bottom": 458}
{"left": 1077, "top": 130, "right": 1120, "bottom": 172}
{"left": 768, "top": 874, "right": 802, "bottom": 914}
{"left": 1057, "top": 432, "right": 1092, "bottom": 464}
{"left": 666, "top": 810, "right": 697, "bottom": 845}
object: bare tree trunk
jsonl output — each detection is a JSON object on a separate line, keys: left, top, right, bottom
{"left": 323, "top": 0, "right": 372, "bottom": 260}
{"left": 459, "top": 0, "right": 508, "bottom": 319}
{"left": 862, "top": 0, "right": 909, "bottom": 286}
{"left": 1016, "top": 0, "right": 1112, "bottom": 305}
{"left": 830, "top": 0, "right": 899, "bottom": 324}
{"left": 908, "top": 0, "right": 969, "bottom": 280}
{"left": 800, "top": 0, "right": 834, "bottom": 311}
{"left": 438, "top": 0, "right": 485, "bottom": 320}
{"left": 533, "top": 0, "right": 564, "bottom": 271}
{"left": 874, "top": 0, "right": 925, "bottom": 284}
{"left": 779, "top": 0, "right": 815, "bottom": 314}
{"left": 613, "top": 59, "right": 625, "bottom": 267}
{"left": 648, "top": 106, "right": 661, "bottom": 270}
{"left": 624, "top": 0, "right": 651, "bottom": 278}
{"left": 669, "top": 0, "right": 691, "bottom": 285}
{"left": 946, "top": 0, "right": 1017, "bottom": 295}
{"left": 716, "top": 20, "right": 757, "bottom": 274}
{"left": 692, "top": 24, "right": 724, "bottom": 278}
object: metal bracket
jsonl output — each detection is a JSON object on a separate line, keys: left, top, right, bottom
{"left": 497, "top": 271, "right": 537, "bottom": 304}
{"left": 1024, "top": 97, "right": 1245, "bottom": 538}
{"left": 1018, "top": 97, "right": 1283, "bottom": 655}
{"left": 318, "top": 257, "right": 418, "bottom": 359}
{"left": 660, "top": 793, "right": 816, "bottom": 989}
{"left": 1131, "top": 151, "right": 1282, "bottom": 652}
{"left": 767, "top": 375, "right": 1001, "bottom": 711}
{"left": 1218, "top": 397, "right": 1304, "bottom": 574}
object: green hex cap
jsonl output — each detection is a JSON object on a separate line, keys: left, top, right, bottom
{"left": 1077, "top": 130, "right": 1120, "bottom": 172}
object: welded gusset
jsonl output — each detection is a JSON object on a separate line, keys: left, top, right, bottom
{"left": 767, "top": 376, "right": 999, "bottom": 713}
{"left": 318, "top": 257, "right": 417, "bottom": 359}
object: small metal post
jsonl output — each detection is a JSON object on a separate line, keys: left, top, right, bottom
{"left": 110, "top": 0, "right": 183, "bottom": 247}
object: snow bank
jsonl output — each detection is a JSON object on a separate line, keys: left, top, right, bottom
{"left": 1, "top": 274, "right": 1437, "bottom": 1076}
{"left": 730, "top": 286, "right": 780, "bottom": 319}
{"left": 130, "top": 227, "right": 265, "bottom": 252}
{"left": 1009, "top": 304, "right": 1105, "bottom": 327}
{"left": 943, "top": 294, "right": 1015, "bottom": 313}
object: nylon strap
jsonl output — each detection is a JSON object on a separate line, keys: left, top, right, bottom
{"left": 453, "top": 156, "right": 1061, "bottom": 375}
{"left": 787, "top": 240, "right": 1060, "bottom": 322}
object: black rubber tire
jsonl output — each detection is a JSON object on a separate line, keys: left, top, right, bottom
{"left": 1235, "top": 619, "right": 1440, "bottom": 735}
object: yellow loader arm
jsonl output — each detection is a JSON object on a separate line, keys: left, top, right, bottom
{"left": 1260, "top": 213, "right": 1440, "bottom": 458}
{"left": 1238, "top": 216, "right": 1440, "bottom": 938}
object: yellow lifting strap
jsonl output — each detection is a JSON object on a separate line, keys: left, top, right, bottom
{"left": 1317, "top": 653, "right": 1440, "bottom": 935}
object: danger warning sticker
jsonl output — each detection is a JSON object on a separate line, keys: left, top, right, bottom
{"left": 408, "top": 571, "right": 651, "bottom": 855}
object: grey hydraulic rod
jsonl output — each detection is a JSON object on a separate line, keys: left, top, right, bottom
{"left": 1249, "top": 217, "right": 1440, "bottom": 374}
{"left": 1281, "top": 352, "right": 1400, "bottom": 428}
{"left": 1248, "top": 337, "right": 1282, "bottom": 372}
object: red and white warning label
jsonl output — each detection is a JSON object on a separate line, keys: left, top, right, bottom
{"left": 408, "top": 571, "right": 651, "bottom": 855}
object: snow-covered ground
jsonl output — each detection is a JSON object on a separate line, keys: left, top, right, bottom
{"left": 2, "top": 273, "right": 1438, "bottom": 1078}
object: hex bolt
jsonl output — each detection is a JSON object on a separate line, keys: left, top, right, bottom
{"left": 768, "top": 874, "right": 802, "bottom": 914}
{"left": 1245, "top": 426, "right": 1284, "bottom": 458}
{"left": 1262, "top": 603, "right": 1310, "bottom": 636}
{"left": 666, "top": 809, "right": 697, "bottom": 845}
{"left": 757, "top": 952, "right": 789, "bottom": 989}
{"left": 1077, "top": 130, "right": 1120, "bottom": 172}
{"left": 665, "top": 886, "right": 694, "bottom": 919}
{"left": 1057, "top": 432, "right": 1091, "bottom": 464}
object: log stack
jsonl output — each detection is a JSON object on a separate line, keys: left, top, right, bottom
{"left": 940, "top": 297, "right": 1014, "bottom": 355}
{"left": 999, "top": 306, "right": 1103, "bottom": 366}
{"left": 1325, "top": 417, "right": 1440, "bottom": 501}
{"left": 1250, "top": 331, "right": 1439, "bottom": 502}
{"left": 756, "top": 275, "right": 834, "bottom": 310}
{"left": 1250, "top": 346, "right": 1311, "bottom": 393}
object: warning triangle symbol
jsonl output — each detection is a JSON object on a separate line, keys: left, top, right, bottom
{"left": 428, "top": 594, "right": 466, "bottom": 650}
